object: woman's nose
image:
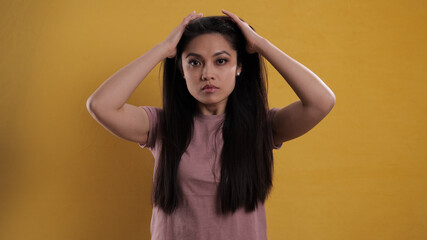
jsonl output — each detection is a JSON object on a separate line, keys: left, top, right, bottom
{"left": 201, "top": 63, "right": 214, "bottom": 81}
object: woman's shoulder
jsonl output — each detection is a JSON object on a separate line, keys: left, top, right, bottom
{"left": 137, "top": 106, "right": 163, "bottom": 150}
{"left": 267, "top": 107, "right": 280, "bottom": 121}
{"left": 139, "top": 106, "right": 163, "bottom": 117}
{"left": 139, "top": 105, "right": 162, "bottom": 112}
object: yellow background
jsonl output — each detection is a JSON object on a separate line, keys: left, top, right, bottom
{"left": 1, "top": 0, "right": 426, "bottom": 239}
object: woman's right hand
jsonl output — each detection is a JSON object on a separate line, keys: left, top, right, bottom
{"left": 160, "top": 11, "right": 203, "bottom": 58}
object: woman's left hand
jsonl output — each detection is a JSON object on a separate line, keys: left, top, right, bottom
{"left": 221, "top": 9, "right": 264, "bottom": 54}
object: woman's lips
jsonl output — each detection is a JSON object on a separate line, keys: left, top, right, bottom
{"left": 202, "top": 84, "right": 219, "bottom": 93}
{"left": 203, "top": 87, "right": 218, "bottom": 93}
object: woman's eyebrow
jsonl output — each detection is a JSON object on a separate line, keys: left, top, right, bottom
{"left": 185, "top": 51, "right": 231, "bottom": 59}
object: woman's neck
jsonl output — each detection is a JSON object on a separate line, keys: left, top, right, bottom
{"left": 197, "top": 100, "right": 227, "bottom": 115}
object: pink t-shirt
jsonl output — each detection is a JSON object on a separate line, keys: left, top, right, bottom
{"left": 138, "top": 106, "right": 283, "bottom": 240}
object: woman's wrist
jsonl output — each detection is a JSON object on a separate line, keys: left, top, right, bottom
{"left": 253, "top": 36, "right": 268, "bottom": 55}
{"left": 154, "top": 42, "right": 173, "bottom": 59}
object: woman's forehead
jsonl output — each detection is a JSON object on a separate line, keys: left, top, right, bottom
{"left": 182, "top": 33, "right": 236, "bottom": 57}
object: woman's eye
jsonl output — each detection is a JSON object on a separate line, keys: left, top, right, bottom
{"left": 217, "top": 59, "right": 228, "bottom": 64}
{"left": 189, "top": 60, "right": 200, "bottom": 66}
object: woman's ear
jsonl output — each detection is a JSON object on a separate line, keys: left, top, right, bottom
{"left": 237, "top": 62, "right": 242, "bottom": 76}
{"left": 177, "top": 56, "right": 184, "bottom": 77}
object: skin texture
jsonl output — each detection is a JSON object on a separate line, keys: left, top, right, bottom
{"left": 221, "top": 9, "right": 336, "bottom": 144}
{"left": 181, "top": 33, "right": 242, "bottom": 115}
{"left": 87, "top": 9, "right": 335, "bottom": 147}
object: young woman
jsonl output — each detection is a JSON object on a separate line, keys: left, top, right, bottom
{"left": 87, "top": 9, "right": 335, "bottom": 240}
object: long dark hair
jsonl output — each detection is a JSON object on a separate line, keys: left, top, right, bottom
{"left": 153, "top": 15, "right": 274, "bottom": 215}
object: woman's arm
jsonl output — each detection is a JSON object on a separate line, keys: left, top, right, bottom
{"left": 85, "top": 43, "right": 169, "bottom": 144}
{"left": 256, "top": 37, "right": 336, "bottom": 144}
{"left": 87, "top": 11, "right": 203, "bottom": 111}
{"left": 222, "top": 9, "right": 336, "bottom": 144}
{"left": 86, "top": 11, "right": 203, "bottom": 145}
{"left": 86, "top": 43, "right": 169, "bottom": 111}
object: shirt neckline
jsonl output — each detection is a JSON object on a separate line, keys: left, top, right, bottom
{"left": 194, "top": 112, "right": 226, "bottom": 120}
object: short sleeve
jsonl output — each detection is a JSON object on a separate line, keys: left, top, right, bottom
{"left": 138, "top": 106, "right": 161, "bottom": 150}
{"left": 268, "top": 108, "right": 283, "bottom": 150}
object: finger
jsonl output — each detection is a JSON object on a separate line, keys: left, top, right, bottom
{"left": 188, "top": 11, "right": 203, "bottom": 19}
{"left": 182, "top": 11, "right": 203, "bottom": 25}
{"left": 194, "top": 13, "right": 203, "bottom": 18}
{"left": 221, "top": 9, "right": 236, "bottom": 19}
{"left": 221, "top": 9, "right": 232, "bottom": 18}
{"left": 221, "top": 9, "right": 242, "bottom": 24}
{"left": 182, "top": 11, "right": 195, "bottom": 22}
{"left": 221, "top": 9, "right": 232, "bottom": 14}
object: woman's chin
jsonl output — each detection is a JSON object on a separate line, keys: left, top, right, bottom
{"left": 196, "top": 97, "right": 228, "bottom": 107}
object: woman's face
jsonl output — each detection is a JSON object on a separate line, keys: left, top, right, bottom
{"left": 181, "top": 33, "right": 242, "bottom": 115}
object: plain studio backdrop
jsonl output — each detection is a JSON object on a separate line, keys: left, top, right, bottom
{"left": 0, "top": 0, "right": 425, "bottom": 239}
